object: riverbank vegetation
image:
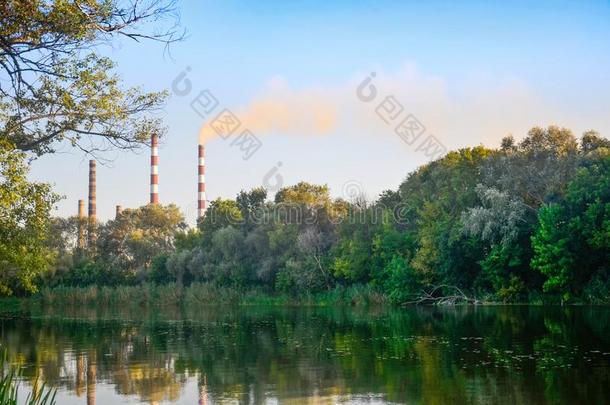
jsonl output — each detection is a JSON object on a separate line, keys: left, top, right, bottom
{"left": 31, "top": 283, "right": 385, "bottom": 309}
{"left": 0, "top": 357, "right": 56, "bottom": 405}
{"left": 3, "top": 126, "right": 610, "bottom": 305}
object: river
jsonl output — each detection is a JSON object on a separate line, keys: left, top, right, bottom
{"left": 1, "top": 305, "right": 609, "bottom": 404}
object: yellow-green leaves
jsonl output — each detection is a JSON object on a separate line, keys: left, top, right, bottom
{"left": 0, "top": 140, "right": 59, "bottom": 296}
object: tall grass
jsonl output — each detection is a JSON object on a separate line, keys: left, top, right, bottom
{"left": 35, "top": 283, "right": 388, "bottom": 308}
{"left": 0, "top": 363, "right": 56, "bottom": 405}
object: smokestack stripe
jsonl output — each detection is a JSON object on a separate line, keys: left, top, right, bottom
{"left": 78, "top": 200, "right": 85, "bottom": 218}
{"left": 198, "top": 144, "right": 206, "bottom": 218}
{"left": 87, "top": 160, "right": 97, "bottom": 248}
{"left": 88, "top": 160, "right": 96, "bottom": 219}
{"left": 150, "top": 134, "right": 159, "bottom": 204}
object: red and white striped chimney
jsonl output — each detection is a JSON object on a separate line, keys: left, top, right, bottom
{"left": 198, "top": 144, "right": 206, "bottom": 218}
{"left": 150, "top": 134, "right": 159, "bottom": 204}
{"left": 87, "top": 160, "right": 97, "bottom": 248}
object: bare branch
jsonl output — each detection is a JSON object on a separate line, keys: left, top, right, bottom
{"left": 405, "top": 284, "right": 481, "bottom": 306}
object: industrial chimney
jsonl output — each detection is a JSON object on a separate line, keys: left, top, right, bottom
{"left": 87, "top": 160, "right": 97, "bottom": 248}
{"left": 77, "top": 199, "right": 85, "bottom": 250}
{"left": 150, "top": 134, "right": 159, "bottom": 204}
{"left": 198, "top": 144, "right": 206, "bottom": 218}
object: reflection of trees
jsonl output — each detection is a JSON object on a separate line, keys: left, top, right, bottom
{"left": 0, "top": 317, "right": 185, "bottom": 404}
{"left": 0, "top": 306, "right": 609, "bottom": 404}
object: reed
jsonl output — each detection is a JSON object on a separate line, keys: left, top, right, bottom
{"left": 0, "top": 362, "right": 56, "bottom": 405}
{"left": 35, "top": 283, "right": 388, "bottom": 308}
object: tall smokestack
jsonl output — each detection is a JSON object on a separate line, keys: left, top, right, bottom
{"left": 87, "top": 160, "right": 97, "bottom": 248}
{"left": 150, "top": 133, "right": 159, "bottom": 204}
{"left": 198, "top": 144, "right": 206, "bottom": 218}
{"left": 77, "top": 199, "right": 85, "bottom": 250}
{"left": 115, "top": 205, "right": 123, "bottom": 218}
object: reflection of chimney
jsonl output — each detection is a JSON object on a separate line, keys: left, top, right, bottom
{"left": 86, "top": 352, "right": 96, "bottom": 405}
{"left": 198, "top": 144, "right": 206, "bottom": 218}
{"left": 150, "top": 134, "right": 159, "bottom": 204}
{"left": 76, "top": 353, "right": 86, "bottom": 396}
{"left": 198, "top": 374, "right": 208, "bottom": 405}
{"left": 77, "top": 199, "right": 86, "bottom": 250}
{"left": 115, "top": 205, "right": 123, "bottom": 218}
{"left": 87, "top": 160, "right": 96, "bottom": 248}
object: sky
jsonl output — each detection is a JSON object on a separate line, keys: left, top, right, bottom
{"left": 29, "top": 0, "right": 610, "bottom": 225}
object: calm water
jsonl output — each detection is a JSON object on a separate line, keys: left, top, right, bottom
{"left": 1, "top": 305, "right": 610, "bottom": 404}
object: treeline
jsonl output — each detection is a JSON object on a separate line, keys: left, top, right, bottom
{"left": 3, "top": 126, "right": 610, "bottom": 304}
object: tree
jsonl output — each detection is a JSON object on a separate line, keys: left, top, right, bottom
{"left": 531, "top": 203, "right": 575, "bottom": 301}
{"left": 0, "top": 0, "right": 182, "bottom": 156}
{"left": 500, "top": 135, "right": 516, "bottom": 152}
{"left": 0, "top": 140, "right": 59, "bottom": 295}
{"left": 275, "top": 182, "right": 331, "bottom": 206}
{"left": 463, "top": 185, "right": 528, "bottom": 248}
{"left": 376, "top": 189, "right": 402, "bottom": 210}
{"left": 297, "top": 227, "right": 332, "bottom": 288}
{"left": 199, "top": 198, "right": 244, "bottom": 234}
{"left": 330, "top": 206, "right": 377, "bottom": 283}
{"left": 532, "top": 154, "right": 610, "bottom": 302}
{"left": 237, "top": 187, "right": 267, "bottom": 213}
{"left": 95, "top": 204, "right": 186, "bottom": 282}
{"left": 462, "top": 184, "right": 534, "bottom": 299}
{"left": 236, "top": 187, "right": 267, "bottom": 231}
{"left": 370, "top": 216, "right": 418, "bottom": 303}
{"left": 401, "top": 147, "right": 492, "bottom": 289}
{"left": 460, "top": 127, "right": 584, "bottom": 299}
{"left": 44, "top": 215, "right": 84, "bottom": 281}
{"left": 482, "top": 126, "right": 579, "bottom": 210}
{"left": 581, "top": 130, "right": 610, "bottom": 153}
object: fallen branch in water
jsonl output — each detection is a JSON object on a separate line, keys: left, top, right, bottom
{"left": 406, "top": 284, "right": 480, "bottom": 306}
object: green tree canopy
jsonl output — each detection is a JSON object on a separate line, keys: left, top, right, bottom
{"left": 0, "top": 140, "right": 59, "bottom": 295}
{"left": 532, "top": 153, "right": 610, "bottom": 301}
{"left": 0, "top": 0, "right": 181, "bottom": 156}
{"left": 95, "top": 204, "right": 186, "bottom": 280}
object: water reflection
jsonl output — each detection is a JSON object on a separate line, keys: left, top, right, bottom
{"left": 1, "top": 305, "right": 609, "bottom": 404}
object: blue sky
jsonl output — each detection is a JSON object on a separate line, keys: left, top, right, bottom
{"left": 30, "top": 0, "right": 610, "bottom": 224}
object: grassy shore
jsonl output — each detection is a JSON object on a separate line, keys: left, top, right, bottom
{"left": 4, "top": 284, "right": 604, "bottom": 312}
{"left": 29, "top": 283, "right": 388, "bottom": 309}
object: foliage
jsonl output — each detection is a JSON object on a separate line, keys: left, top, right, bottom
{"left": 29, "top": 126, "right": 610, "bottom": 304}
{"left": 0, "top": 0, "right": 181, "bottom": 156}
{"left": 531, "top": 154, "right": 610, "bottom": 302}
{"left": 44, "top": 204, "right": 186, "bottom": 287}
{"left": 96, "top": 204, "right": 186, "bottom": 279}
{"left": 0, "top": 141, "right": 59, "bottom": 296}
